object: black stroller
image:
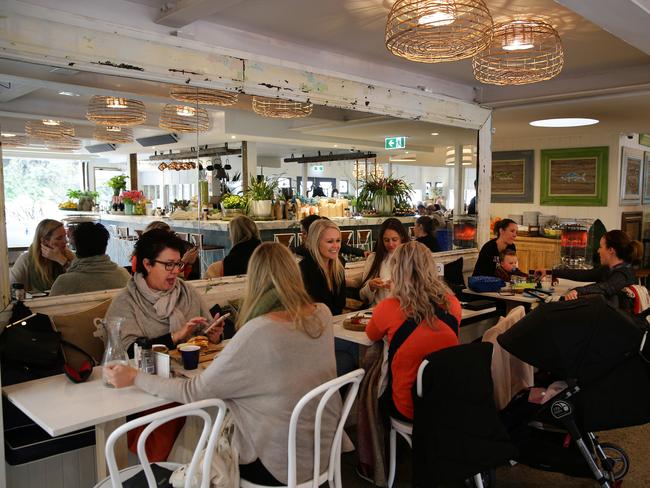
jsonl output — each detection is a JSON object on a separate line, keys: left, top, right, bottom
{"left": 497, "top": 296, "right": 650, "bottom": 487}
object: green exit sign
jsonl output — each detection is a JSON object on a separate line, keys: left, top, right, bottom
{"left": 385, "top": 136, "right": 406, "bottom": 150}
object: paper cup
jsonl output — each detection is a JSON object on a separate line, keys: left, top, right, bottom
{"left": 152, "top": 344, "right": 169, "bottom": 354}
{"left": 179, "top": 344, "right": 200, "bottom": 370}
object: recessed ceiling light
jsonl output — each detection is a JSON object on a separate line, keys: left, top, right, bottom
{"left": 1, "top": 133, "right": 16, "bottom": 137}
{"left": 430, "top": 132, "right": 439, "bottom": 136}
{"left": 58, "top": 91, "right": 80, "bottom": 97}
{"left": 334, "top": 144, "right": 338, "bottom": 148}
{"left": 230, "top": 135, "right": 236, "bottom": 139}
{"left": 530, "top": 118, "right": 599, "bottom": 128}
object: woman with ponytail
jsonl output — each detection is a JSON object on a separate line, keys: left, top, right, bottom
{"left": 473, "top": 218, "right": 518, "bottom": 277}
{"left": 553, "top": 230, "right": 642, "bottom": 306}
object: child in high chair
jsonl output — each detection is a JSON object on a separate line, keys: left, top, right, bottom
{"left": 495, "top": 249, "right": 528, "bottom": 282}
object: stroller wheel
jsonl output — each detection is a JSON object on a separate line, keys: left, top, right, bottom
{"left": 598, "top": 443, "right": 630, "bottom": 481}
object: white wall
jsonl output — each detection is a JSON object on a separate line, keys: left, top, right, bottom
{"left": 490, "top": 132, "right": 647, "bottom": 231}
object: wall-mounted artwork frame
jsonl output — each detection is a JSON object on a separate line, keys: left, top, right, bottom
{"left": 490, "top": 150, "right": 534, "bottom": 203}
{"left": 643, "top": 152, "right": 650, "bottom": 205}
{"left": 639, "top": 133, "right": 650, "bottom": 148}
{"left": 620, "top": 147, "right": 644, "bottom": 205}
{"left": 540, "top": 146, "right": 608, "bottom": 206}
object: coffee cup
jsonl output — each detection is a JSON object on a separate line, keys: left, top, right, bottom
{"left": 152, "top": 344, "right": 168, "bottom": 354}
{"left": 179, "top": 345, "right": 200, "bottom": 370}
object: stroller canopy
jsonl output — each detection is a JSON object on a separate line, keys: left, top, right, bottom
{"left": 498, "top": 296, "right": 644, "bottom": 385}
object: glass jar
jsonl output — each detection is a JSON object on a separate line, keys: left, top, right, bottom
{"left": 99, "top": 317, "right": 129, "bottom": 387}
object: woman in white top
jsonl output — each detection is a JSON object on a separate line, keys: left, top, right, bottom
{"left": 359, "top": 218, "right": 410, "bottom": 305}
{"left": 104, "top": 242, "right": 340, "bottom": 485}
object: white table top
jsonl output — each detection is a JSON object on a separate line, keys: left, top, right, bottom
{"left": 2, "top": 367, "right": 167, "bottom": 437}
{"left": 463, "top": 278, "right": 588, "bottom": 303}
{"left": 332, "top": 306, "right": 497, "bottom": 346}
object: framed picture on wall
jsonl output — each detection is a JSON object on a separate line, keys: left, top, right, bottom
{"left": 490, "top": 150, "right": 534, "bottom": 203}
{"left": 620, "top": 147, "right": 644, "bottom": 205}
{"left": 540, "top": 146, "right": 608, "bottom": 206}
{"left": 644, "top": 152, "right": 650, "bottom": 205}
{"left": 621, "top": 211, "right": 643, "bottom": 241}
{"left": 339, "top": 180, "right": 348, "bottom": 194}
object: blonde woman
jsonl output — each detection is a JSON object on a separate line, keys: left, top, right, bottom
{"left": 205, "top": 215, "right": 261, "bottom": 278}
{"left": 10, "top": 219, "right": 75, "bottom": 292}
{"left": 299, "top": 218, "right": 346, "bottom": 315}
{"left": 105, "top": 242, "right": 340, "bottom": 486}
{"left": 365, "top": 241, "right": 461, "bottom": 421}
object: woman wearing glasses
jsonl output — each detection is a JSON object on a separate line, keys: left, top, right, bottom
{"left": 106, "top": 229, "right": 217, "bottom": 356}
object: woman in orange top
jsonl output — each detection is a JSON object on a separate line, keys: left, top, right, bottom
{"left": 365, "top": 241, "right": 460, "bottom": 420}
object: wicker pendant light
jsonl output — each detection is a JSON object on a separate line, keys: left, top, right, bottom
{"left": 86, "top": 96, "right": 147, "bottom": 126}
{"left": 46, "top": 135, "right": 82, "bottom": 150}
{"left": 252, "top": 96, "right": 313, "bottom": 118}
{"left": 93, "top": 125, "right": 134, "bottom": 143}
{"left": 169, "top": 85, "right": 238, "bottom": 107}
{"left": 26, "top": 120, "right": 75, "bottom": 141}
{"left": 1, "top": 134, "right": 30, "bottom": 148}
{"left": 385, "top": 0, "right": 493, "bottom": 63}
{"left": 472, "top": 19, "right": 563, "bottom": 85}
{"left": 159, "top": 104, "right": 211, "bottom": 132}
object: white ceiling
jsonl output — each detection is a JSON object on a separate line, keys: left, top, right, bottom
{"left": 2, "top": 0, "right": 650, "bottom": 159}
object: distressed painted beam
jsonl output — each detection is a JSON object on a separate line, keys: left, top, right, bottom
{"left": 0, "top": 7, "right": 490, "bottom": 129}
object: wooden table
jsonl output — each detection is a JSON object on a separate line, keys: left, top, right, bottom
{"left": 2, "top": 367, "right": 167, "bottom": 482}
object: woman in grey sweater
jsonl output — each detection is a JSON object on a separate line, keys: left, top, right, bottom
{"left": 105, "top": 242, "right": 341, "bottom": 486}
{"left": 105, "top": 229, "right": 216, "bottom": 355}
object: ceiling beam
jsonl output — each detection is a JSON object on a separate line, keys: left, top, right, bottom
{"left": 556, "top": 0, "right": 650, "bottom": 55}
{"left": 284, "top": 151, "right": 377, "bottom": 164}
{"left": 155, "top": 0, "right": 248, "bottom": 28}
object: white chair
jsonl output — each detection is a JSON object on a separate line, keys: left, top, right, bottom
{"left": 240, "top": 368, "right": 365, "bottom": 488}
{"left": 387, "top": 360, "right": 485, "bottom": 488}
{"left": 94, "top": 398, "right": 227, "bottom": 488}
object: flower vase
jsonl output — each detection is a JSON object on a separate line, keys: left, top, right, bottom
{"left": 373, "top": 194, "right": 394, "bottom": 216}
{"left": 124, "top": 201, "right": 134, "bottom": 215}
{"left": 134, "top": 202, "right": 146, "bottom": 215}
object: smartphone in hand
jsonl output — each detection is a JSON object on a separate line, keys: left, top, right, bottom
{"left": 204, "top": 313, "right": 231, "bottom": 334}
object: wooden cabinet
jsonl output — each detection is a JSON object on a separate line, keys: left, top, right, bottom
{"left": 515, "top": 236, "right": 561, "bottom": 272}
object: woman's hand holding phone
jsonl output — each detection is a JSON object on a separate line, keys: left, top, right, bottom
{"left": 205, "top": 313, "right": 230, "bottom": 343}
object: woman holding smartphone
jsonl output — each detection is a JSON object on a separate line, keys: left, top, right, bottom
{"left": 359, "top": 218, "right": 410, "bottom": 306}
{"left": 10, "top": 219, "right": 75, "bottom": 293}
{"left": 104, "top": 242, "right": 340, "bottom": 486}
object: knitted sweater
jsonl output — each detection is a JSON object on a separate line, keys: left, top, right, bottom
{"left": 134, "top": 303, "right": 340, "bottom": 484}
{"left": 10, "top": 251, "right": 65, "bottom": 293}
{"left": 49, "top": 254, "right": 130, "bottom": 296}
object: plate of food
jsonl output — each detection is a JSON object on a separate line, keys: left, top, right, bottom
{"left": 343, "top": 311, "right": 372, "bottom": 331}
{"left": 169, "top": 335, "right": 225, "bottom": 364}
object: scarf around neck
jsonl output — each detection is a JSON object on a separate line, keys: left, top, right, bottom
{"left": 131, "top": 272, "right": 190, "bottom": 332}
{"left": 246, "top": 287, "right": 284, "bottom": 323}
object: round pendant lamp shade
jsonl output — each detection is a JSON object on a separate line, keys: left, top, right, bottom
{"left": 93, "top": 126, "right": 134, "bottom": 143}
{"left": 385, "top": 0, "right": 493, "bottom": 63}
{"left": 1, "top": 134, "right": 29, "bottom": 148}
{"left": 46, "top": 135, "right": 82, "bottom": 150}
{"left": 472, "top": 19, "right": 563, "bottom": 85}
{"left": 159, "top": 104, "right": 211, "bottom": 132}
{"left": 252, "top": 96, "right": 313, "bottom": 118}
{"left": 86, "top": 96, "right": 147, "bottom": 126}
{"left": 169, "top": 85, "right": 239, "bottom": 106}
{"left": 25, "top": 120, "right": 75, "bottom": 140}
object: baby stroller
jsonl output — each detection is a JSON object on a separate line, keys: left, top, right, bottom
{"left": 497, "top": 296, "right": 650, "bottom": 487}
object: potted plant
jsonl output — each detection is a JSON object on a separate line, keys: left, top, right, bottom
{"left": 66, "top": 189, "right": 100, "bottom": 211}
{"left": 357, "top": 175, "right": 413, "bottom": 216}
{"left": 220, "top": 193, "right": 247, "bottom": 218}
{"left": 122, "top": 190, "right": 145, "bottom": 215}
{"left": 246, "top": 174, "right": 278, "bottom": 218}
{"left": 107, "top": 175, "right": 129, "bottom": 196}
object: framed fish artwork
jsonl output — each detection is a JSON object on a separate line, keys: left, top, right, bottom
{"left": 540, "top": 147, "right": 608, "bottom": 206}
{"left": 619, "top": 147, "right": 644, "bottom": 205}
{"left": 491, "top": 150, "right": 534, "bottom": 203}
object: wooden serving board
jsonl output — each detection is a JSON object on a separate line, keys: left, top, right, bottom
{"left": 342, "top": 318, "right": 369, "bottom": 332}
{"left": 169, "top": 343, "right": 225, "bottom": 364}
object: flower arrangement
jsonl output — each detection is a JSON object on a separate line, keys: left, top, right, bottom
{"left": 121, "top": 190, "right": 145, "bottom": 204}
{"left": 246, "top": 174, "right": 278, "bottom": 201}
{"left": 356, "top": 175, "right": 413, "bottom": 212}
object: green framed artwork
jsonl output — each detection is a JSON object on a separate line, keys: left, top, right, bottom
{"left": 490, "top": 150, "right": 534, "bottom": 203}
{"left": 639, "top": 134, "right": 650, "bottom": 148}
{"left": 540, "top": 146, "right": 608, "bottom": 206}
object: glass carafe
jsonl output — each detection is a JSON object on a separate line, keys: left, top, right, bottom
{"left": 99, "top": 317, "right": 129, "bottom": 387}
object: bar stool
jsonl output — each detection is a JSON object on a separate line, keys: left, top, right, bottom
{"left": 190, "top": 233, "right": 225, "bottom": 276}
{"left": 273, "top": 233, "right": 296, "bottom": 248}
{"left": 176, "top": 231, "right": 189, "bottom": 242}
{"left": 340, "top": 230, "right": 354, "bottom": 247}
{"left": 356, "top": 229, "right": 372, "bottom": 252}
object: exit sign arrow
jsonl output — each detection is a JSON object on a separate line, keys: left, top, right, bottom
{"left": 385, "top": 136, "right": 406, "bottom": 150}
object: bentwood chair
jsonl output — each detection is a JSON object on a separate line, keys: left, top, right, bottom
{"left": 94, "top": 399, "right": 227, "bottom": 488}
{"left": 240, "top": 369, "right": 365, "bottom": 488}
